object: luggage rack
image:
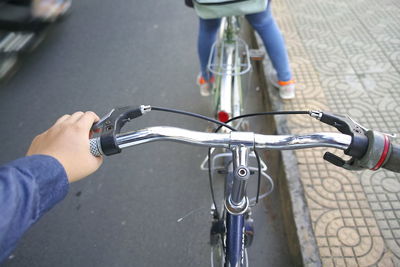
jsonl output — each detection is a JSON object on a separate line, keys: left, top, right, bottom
{"left": 207, "top": 36, "right": 251, "bottom": 76}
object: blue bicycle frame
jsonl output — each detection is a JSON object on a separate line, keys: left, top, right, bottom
{"left": 222, "top": 144, "right": 251, "bottom": 266}
{"left": 226, "top": 213, "right": 245, "bottom": 266}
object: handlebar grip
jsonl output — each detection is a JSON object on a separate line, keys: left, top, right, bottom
{"left": 90, "top": 137, "right": 103, "bottom": 157}
{"left": 383, "top": 144, "right": 400, "bottom": 173}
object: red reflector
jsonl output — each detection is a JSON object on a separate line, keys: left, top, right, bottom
{"left": 218, "top": 111, "right": 230, "bottom": 123}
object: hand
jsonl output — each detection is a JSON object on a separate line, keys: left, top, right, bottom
{"left": 27, "top": 111, "right": 103, "bottom": 183}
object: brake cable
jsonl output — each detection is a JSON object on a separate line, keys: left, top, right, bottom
{"left": 94, "top": 105, "right": 309, "bottom": 218}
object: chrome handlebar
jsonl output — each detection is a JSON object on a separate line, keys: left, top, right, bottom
{"left": 89, "top": 126, "right": 352, "bottom": 157}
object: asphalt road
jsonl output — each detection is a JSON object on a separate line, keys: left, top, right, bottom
{"left": 0, "top": 1, "right": 292, "bottom": 266}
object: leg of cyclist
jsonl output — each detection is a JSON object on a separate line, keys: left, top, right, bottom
{"left": 246, "top": 4, "right": 296, "bottom": 99}
{"left": 197, "top": 17, "right": 221, "bottom": 96}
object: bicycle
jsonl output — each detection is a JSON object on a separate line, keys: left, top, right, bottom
{"left": 90, "top": 105, "right": 400, "bottom": 267}
{"left": 208, "top": 15, "right": 262, "bottom": 128}
{"left": 205, "top": 15, "right": 269, "bottom": 266}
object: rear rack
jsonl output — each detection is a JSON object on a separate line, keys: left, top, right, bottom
{"left": 207, "top": 37, "right": 251, "bottom": 76}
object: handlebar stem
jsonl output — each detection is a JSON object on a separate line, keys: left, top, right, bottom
{"left": 225, "top": 145, "right": 251, "bottom": 215}
{"left": 230, "top": 145, "right": 250, "bottom": 206}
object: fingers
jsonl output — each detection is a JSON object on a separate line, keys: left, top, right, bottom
{"left": 54, "top": 114, "right": 71, "bottom": 126}
{"left": 54, "top": 111, "right": 99, "bottom": 127}
{"left": 51, "top": 111, "right": 100, "bottom": 139}
{"left": 77, "top": 111, "right": 100, "bottom": 131}
{"left": 53, "top": 111, "right": 84, "bottom": 126}
{"left": 67, "top": 111, "right": 85, "bottom": 123}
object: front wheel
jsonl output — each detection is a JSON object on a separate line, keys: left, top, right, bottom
{"left": 211, "top": 232, "right": 225, "bottom": 267}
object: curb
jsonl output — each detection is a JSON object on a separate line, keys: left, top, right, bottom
{"left": 252, "top": 32, "right": 322, "bottom": 267}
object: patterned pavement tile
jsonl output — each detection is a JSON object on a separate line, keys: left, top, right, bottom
{"left": 266, "top": 0, "right": 400, "bottom": 265}
{"left": 388, "top": 51, "right": 400, "bottom": 72}
{"left": 339, "top": 36, "right": 382, "bottom": 56}
{"left": 348, "top": 52, "right": 397, "bottom": 75}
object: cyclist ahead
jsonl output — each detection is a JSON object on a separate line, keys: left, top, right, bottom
{"left": 186, "top": 0, "right": 296, "bottom": 99}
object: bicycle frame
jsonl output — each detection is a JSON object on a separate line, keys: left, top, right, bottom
{"left": 224, "top": 145, "right": 251, "bottom": 266}
{"left": 208, "top": 16, "right": 251, "bottom": 126}
{"left": 91, "top": 125, "right": 352, "bottom": 267}
{"left": 226, "top": 213, "right": 245, "bottom": 266}
{"left": 91, "top": 105, "right": 400, "bottom": 266}
{"left": 207, "top": 16, "right": 253, "bottom": 266}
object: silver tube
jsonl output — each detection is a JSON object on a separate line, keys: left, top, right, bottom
{"left": 220, "top": 45, "right": 234, "bottom": 116}
{"left": 90, "top": 127, "right": 352, "bottom": 156}
{"left": 115, "top": 128, "right": 351, "bottom": 150}
{"left": 116, "top": 127, "right": 231, "bottom": 149}
{"left": 232, "top": 39, "right": 242, "bottom": 118}
{"left": 230, "top": 146, "right": 250, "bottom": 205}
{"left": 254, "top": 133, "right": 352, "bottom": 150}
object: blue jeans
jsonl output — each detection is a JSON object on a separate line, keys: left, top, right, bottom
{"left": 197, "top": 4, "right": 292, "bottom": 82}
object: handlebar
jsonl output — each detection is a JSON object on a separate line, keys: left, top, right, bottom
{"left": 383, "top": 144, "right": 400, "bottom": 172}
{"left": 89, "top": 106, "right": 400, "bottom": 173}
{"left": 90, "top": 126, "right": 352, "bottom": 156}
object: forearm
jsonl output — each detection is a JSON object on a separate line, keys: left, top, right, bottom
{"left": 0, "top": 155, "right": 69, "bottom": 262}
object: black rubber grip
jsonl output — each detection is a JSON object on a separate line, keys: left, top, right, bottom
{"left": 383, "top": 144, "right": 400, "bottom": 173}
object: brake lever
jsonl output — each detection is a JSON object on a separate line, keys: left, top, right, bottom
{"left": 91, "top": 108, "right": 116, "bottom": 131}
{"left": 93, "top": 105, "right": 151, "bottom": 155}
{"left": 310, "top": 111, "right": 397, "bottom": 171}
{"left": 310, "top": 111, "right": 369, "bottom": 169}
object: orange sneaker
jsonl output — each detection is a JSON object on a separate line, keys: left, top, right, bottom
{"left": 197, "top": 74, "right": 214, "bottom": 96}
{"left": 277, "top": 80, "right": 295, "bottom": 100}
{"left": 267, "top": 68, "right": 295, "bottom": 100}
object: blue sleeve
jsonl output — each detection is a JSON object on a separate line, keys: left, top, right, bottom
{"left": 0, "top": 155, "right": 69, "bottom": 262}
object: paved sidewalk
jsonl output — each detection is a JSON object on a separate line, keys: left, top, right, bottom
{"left": 257, "top": 0, "right": 400, "bottom": 266}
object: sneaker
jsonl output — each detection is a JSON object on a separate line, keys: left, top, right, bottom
{"left": 277, "top": 80, "right": 295, "bottom": 100}
{"left": 197, "top": 74, "right": 215, "bottom": 97}
{"left": 267, "top": 69, "right": 296, "bottom": 100}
